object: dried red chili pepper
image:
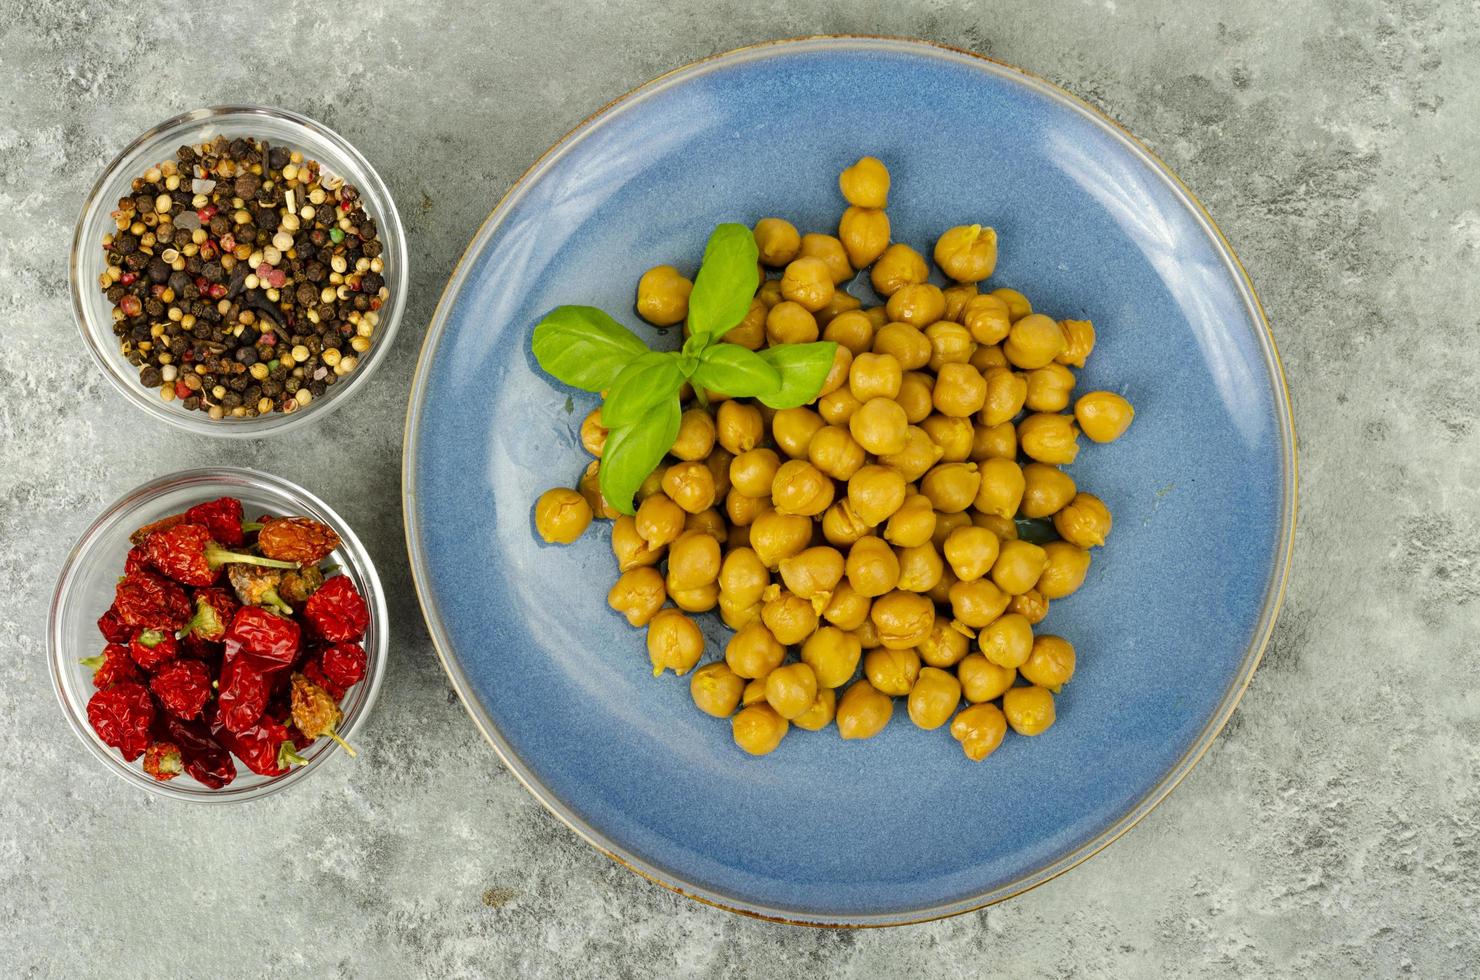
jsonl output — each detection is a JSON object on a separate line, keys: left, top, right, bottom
{"left": 217, "top": 654, "right": 271, "bottom": 733}
{"left": 97, "top": 605, "right": 132, "bottom": 643}
{"left": 302, "top": 658, "right": 345, "bottom": 700}
{"left": 124, "top": 546, "right": 150, "bottom": 577}
{"left": 142, "top": 741, "right": 184, "bottom": 781}
{"left": 223, "top": 606, "right": 301, "bottom": 673}
{"left": 80, "top": 643, "right": 140, "bottom": 688}
{"left": 211, "top": 714, "right": 303, "bottom": 777}
{"left": 163, "top": 715, "right": 236, "bottom": 788}
{"left": 278, "top": 564, "right": 324, "bottom": 604}
{"left": 184, "top": 496, "right": 247, "bottom": 547}
{"left": 150, "top": 658, "right": 212, "bottom": 720}
{"left": 114, "top": 571, "right": 192, "bottom": 631}
{"left": 226, "top": 563, "right": 293, "bottom": 616}
{"left": 303, "top": 576, "right": 369, "bottom": 643}
{"left": 179, "top": 587, "right": 238, "bottom": 642}
{"left": 257, "top": 517, "right": 340, "bottom": 564}
{"left": 128, "top": 512, "right": 188, "bottom": 546}
{"left": 320, "top": 642, "right": 366, "bottom": 692}
{"left": 145, "top": 523, "right": 298, "bottom": 588}
{"left": 128, "top": 627, "right": 178, "bottom": 672}
{"left": 86, "top": 681, "right": 154, "bottom": 761}
{"left": 290, "top": 672, "right": 356, "bottom": 756}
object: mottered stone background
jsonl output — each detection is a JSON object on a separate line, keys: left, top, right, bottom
{"left": 0, "top": 0, "right": 1475, "bottom": 976}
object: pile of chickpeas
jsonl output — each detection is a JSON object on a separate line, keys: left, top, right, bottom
{"left": 533, "top": 156, "right": 1135, "bottom": 760}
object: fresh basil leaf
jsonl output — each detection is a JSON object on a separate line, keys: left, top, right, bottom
{"left": 687, "top": 223, "right": 760, "bottom": 343}
{"left": 691, "top": 343, "right": 782, "bottom": 398}
{"left": 532, "top": 306, "right": 649, "bottom": 392}
{"left": 600, "top": 351, "right": 685, "bottom": 429}
{"left": 755, "top": 342, "right": 839, "bottom": 409}
{"left": 1014, "top": 517, "right": 1058, "bottom": 544}
{"left": 599, "top": 397, "right": 682, "bottom": 515}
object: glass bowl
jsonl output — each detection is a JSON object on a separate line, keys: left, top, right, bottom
{"left": 49, "top": 467, "right": 388, "bottom": 801}
{"left": 70, "top": 105, "right": 408, "bottom": 437}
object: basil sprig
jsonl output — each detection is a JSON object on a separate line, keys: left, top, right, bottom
{"left": 531, "top": 223, "right": 839, "bottom": 515}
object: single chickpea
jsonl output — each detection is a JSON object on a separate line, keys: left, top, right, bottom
{"left": 636, "top": 265, "right": 692, "bottom": 327}
{"left": 534, "top": 488, "right": 592, "bottom": 544}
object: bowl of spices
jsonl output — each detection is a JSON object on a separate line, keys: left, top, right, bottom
{"left": 48, "top": 467, "right": 388, "bottom": 800}
{"left": 70, "top": 106, "right": 407, "bottom": 434}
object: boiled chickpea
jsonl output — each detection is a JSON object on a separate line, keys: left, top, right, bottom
{"left": 822, "top": 579, "right": 872, "bottom": 630}
{"left": 932, "top": 363, "right": 988, "bottom": 418}
{"left": 808, "top": 425, "right": 867, "bottom": 480}
{"left": 978, "top": 612, "right": 1033, "bottom": 668}
{"left": 974, "top": 456, "right": 1025, "bottom": 520}
{"left": 957, "top": 654, "right": 1016, "bottom": 703}
{"left": 1019, "top": 463, "right": 1077, "bottom": 518}
{"left": 920, "top": 462, "right": 981, "bottom": 514}
{"left": 771, "top": 459, "right": 834, "bottom": 517}
{"left": 1004, "top": 313, "right": 1066, "bottom": 369}
{"left": 636, "top": 465, "right": 668, "bottom": 504}
{"left": 877, "top": 426, "right": 944, "bottom": 481}
{"left": 724, "top": 621, "right": 786, "bottom": 678}
{"left": 1075, "top": 391, "right": 1135, "bottom": 443}
{"left": 716, "top": 401, "right": 764, "bottom": 454}
{"left": 925, "top": 321, "right": 977, "bottom": 372}
{"left": 792, "top": 688, "right": 838, "bottom": 731}
{"left": 971, "top": 420, "right": 1017, "bottom": 461}
{"left": 948, "top": 578, "right": 1010, "bottom": 628}
{"left": 920, "top": 414, "right": 974, "bottom": 462}
{"left": 726, "top": 298, "right": 768, "bottom": 350}
{"left": 1018, "top": 413, "right": 1081, "bottom": 465}
{"left": 870, "top": 590, "right": 936, "bottom": 649}
{"left": 1054, "top": 492, "right": 1112, "bottom": 548}
{"left": 765, "top": 300, "right": 820, "bottom": 345}
{"left": 849, "top": 397, "right": 909, "bottom": 455}
{"left": 781, "top": 256, "right": 835, "bottom": 312}
{"left": 662, "top": 461, "right": 716, "bottom": 514}
{"left": 1056, "top": 319, "right": 1096, "bottom": 367}
{"left": 534, "top": 488, "right": 592, "bottom": 544}
{"left": 719, "top": 547, "right": 771, "bottom": 606}
{"left": 799, "top": 233, "right": 853, "bottom": 285}
{"left": 611, "top": 514, "right": 665, "bottom": 571}
{"left": 1002, "top": 685, "right": 1056, "bottom": 735}
{"left": 773, "top": 407, "right": 826, "bottom": 459}
{"left": 836, "top": 679, "right": 894, "bottom": 739}
{"left": 846, "top": 465, "right": 908, "bottom": 526}
{"left": 846, "top": 536, "right": 901, "bottom": 597}
{"left": 1021, "top": 634, "right": 1076, "bottom": 690}
{"left": 822, "top": 309, "right": 876, "bottom": 355}
{"left": 990, "top": 287, "right": 1032, "bottom": 321}
{"left": 870, "top": 243, "right": 928, "bottom": 297}
{"left": 992, "top": 539, "right": 1048, "bottom": 595}
{"left": 690, "top": 662, "right": 746, "bottom": 718}
{"left": 931, "top": 510, "right": 974, "bottom": 550}
{"left": 838, "top": 206, "right": 890, "bottom": 268}
{"left": 817, "top": 344, "right": 854, "bottom": 398}
{"left": 971, "top": 512, "right": 1018, "bottom": 542}
{"left": 725, "top": 488, "right": 768, "bottom": 527}
{"left": 636, "top": 265, "right": 692, "bottom": 327}
{"left": 753, "top": 217, "right": 801, "bottom": 266}
{"left": 741, "top": 676, "right": 768, "bottom": 707}
{"left": 801, "top": 626, "right": 863, "bottom": 688}
{"left": 730, "top": 448, "right": 781, "bottom": 497}
{"left": 908, "top": 667, "right": 962, "bottom": 730}
{"left": 778, "top": 546, "right": 846, "bottom": 601}
{"left": 607, "top": 566, "right": 666, "bottom": 627}
{"left": 765, "top": 662, "right": 820, "bottom": 720}
{"left": 817, "top": 385, "right": 863, "bottom": 425}
{"left": 896, "top": 371, "right": 935, "bottom": 423}
{"left": 951, "top": 702, "right": 1008, "bottom": 761}
{"left": 756, "top": 279, "right": 784, "bottom": 307}
{"left": 761, "top": 588, "right": 819, "bottom": 644}
{"left": 896, "top": 542, "right": 944, "bottom": 593}
{"left": 1008, "top": 588, "right": 1050, "bottom": 625}
{"left": 917, "top": 620, "right": 970, "bottom": 668}
{"left": 667, "top": 530, "right": 721, "bottom": 591}
{"left": 1024, "top": 363, "right": 1076, "bottom": 414}
{"left": 980, "top": 368, "right": 1028, "bottom": 426}
{"left": 732, "top": 703, "right": 789, "bottom": 755}
{"left": 970, "top": 343, "right": 1009, "bottom": 373}
{"left": 864, "top": 646, "right": 920, "bottom": 696}
{"left": 872, "top": 322, "right": 932, "bottom": 369}
{"left": 705, "top": 450, "right": 733, "bottom": 501}
{"left": 839, "top": 155, "right": 890, "bottom": 207}
{"left": 749, "top": 510, "right": 814, "bottom": 568}
{"left": 646, "top": 608, "right": 704, "bottom": 676}
{"left": 854, "top": 620, "right": 883, "bottom": 647}
{"left": 1037, "top": 541, "right": 1091, "bottom": 599}
{"left": 670, "top": 408, "right": 715, "bottom": 461}
{"left": 719, "top": 596, "right": 762, "bottom": 630}
{"left": 934, "top": 224, "right": 998, "bottom": 283}
{"left": 580, "top": 407, "right": 607, "bottom": 457}
{"left": 816, "top": 289, "right": 862, "bottom": 327}
{"left": 882, "top": 493, "right": 937, "bottom": 549}
{"left": 821, "top": 498, "right": 871, "bottom": 547}
{"left": 942, "top": 282, "right": 978, "bottom": 321}
{"left": 886, "top": 283, "right": 946, "bottom": 327}
{"left": 943, "top": 525, "right": 1000, "bottom": 581}
{"left": 849, "top": 352, "right": 903, "bottom": 401}
{"left": 962, "top": 294, "right": 1012, "bottom": 345}
{"left": 669, "top": 582, "right": 719, "bottom": 613}
{"left": 635, "top": 493, "right": 686, "bottom": 548}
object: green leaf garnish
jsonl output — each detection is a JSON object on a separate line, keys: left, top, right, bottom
{"left": 598, "top": 397, "right": 683, "bottom": 515}
{"left": 691, "top": 343, "right": 782, "bottom": 399}
{"left": 600, "top": 351, "right": 687, "bottom": 429}
{"left": 532, "top": 306, "right": 649, "bottom": 392}
{"left": 686, "top": 223, "right": 760, "bottom": 343}
{"left": 754, "top": 342, "right": 839, "bottom": 409}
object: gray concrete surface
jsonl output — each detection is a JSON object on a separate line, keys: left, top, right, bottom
{"left": 1, "top": 0, "right": 1474, "bottom": 976}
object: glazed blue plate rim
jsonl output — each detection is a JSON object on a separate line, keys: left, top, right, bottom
{"left": 402, "top": 35, "right": 1297, "bottom": 926}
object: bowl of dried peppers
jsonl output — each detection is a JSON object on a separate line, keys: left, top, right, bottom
{"left": 48, "top": 467, "right": 387, "bottom": 800}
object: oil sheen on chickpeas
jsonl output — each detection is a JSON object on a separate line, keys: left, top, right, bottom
{"left": 534, "top": 155, "right": 1136, "bottom": 760}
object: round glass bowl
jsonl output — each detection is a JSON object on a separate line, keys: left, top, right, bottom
{"left": 70, "top": 106, "right": 408, "bottom": 437}
{"left": 49, "top": 467, "right": 388, "bottom": 801}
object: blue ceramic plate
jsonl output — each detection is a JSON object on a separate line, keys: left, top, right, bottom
{"left": 404, "top": 37, "right": 1295, "bottom": 925}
